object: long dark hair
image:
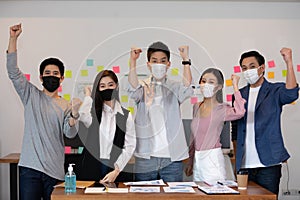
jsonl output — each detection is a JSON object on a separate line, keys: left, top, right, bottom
{"left": 92, "top": 70, "right": 120, "bottom": 123}
{"left": 199, "top": 68, "right": 224, "bottom": 103}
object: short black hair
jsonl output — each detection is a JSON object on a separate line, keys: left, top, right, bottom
{"left": 147, "top": 41, "right": 170, "bottom": 62}
{"left": 39, "top": 57, "right": 65, "bottom": 76}
{"left": 239, "top": 51, "right": 265, "bottom": 66}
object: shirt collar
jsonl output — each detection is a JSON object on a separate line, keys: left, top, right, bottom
{"left": 103, "top": 100, "right": 123, "bottom": 115}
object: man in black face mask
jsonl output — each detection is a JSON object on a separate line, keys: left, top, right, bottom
{"left": 6, "top": 23, "right": 82, "bottom": 200}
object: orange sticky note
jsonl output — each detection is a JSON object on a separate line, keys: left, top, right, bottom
{"left": 268, "top": 72, "right": 275, "bottom": 79}
{"left": 268, "top": 60, "right": 275, "bottom": 68}
{"left": 226, "top": 94, "right": 232, "bottom": 102}
{"left": 226, "top": 79, "right": 232, "bottom": 87}
{"left": 233, "top": 66, "right": 241, "bottom": 73}
{"left": 112, "top": 66, "right": 120, "bottom": 73}
{"left": 65, "top": 146, "right": 71, "bottom": 154}
{"left": 190, "top": 97, "right": 198, "bottom": 104}
{"left": 24, "top": 74, "right": 30, "bottom": 81}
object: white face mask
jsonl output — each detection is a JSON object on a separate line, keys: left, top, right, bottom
{"left": 243, "top": 67, "right": 262, "bottom": 85}
{"left": 151, "top": 63, "right": 167, "bottom": 80}
{"left": 200, "top": 83, "right": 216, "bottom": 98}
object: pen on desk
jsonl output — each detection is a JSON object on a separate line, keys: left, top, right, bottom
{"left": 217, "top": 181, "right": 224, "bottom": 186}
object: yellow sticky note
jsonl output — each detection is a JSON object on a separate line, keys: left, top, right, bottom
{"left": 282, "top": 70, "right": 287, "bottom": 77}
{"left": 63, "top": 94, "right": 71, "bottom": 101}
{"left": 268, "top": 72, "right": 275, "bottom": 79}
{"left": 128, "top": 107, "right": 134, "bottom": 114}
{"left": 97, "top": 66, "right": 104, "bottom": 72}
{"left": 225, "top": 79, "right": 232, "bottom": 87}
{"left": 80, "top": 70, "right": 88, "bottom": 77}
{"left": 290, "top": 101, "right": 296, "bottom": 105}
{"left": 121, "top": 95, "right": 128, "bottom": 103}
{"left": 65, "top": 70, "right": 72, "bottom": 78}
{"left": 171, "top": 68, "right": 179, "bottom": 76}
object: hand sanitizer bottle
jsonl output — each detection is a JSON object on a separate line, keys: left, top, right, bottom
{"left": 65, "top": 163, "right": 76, "bottom": 193}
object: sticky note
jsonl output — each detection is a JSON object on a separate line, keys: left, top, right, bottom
{"left": 297, "top": 65, "right": 300, "bottom": 72}
{"left": 78, "top": 146, "right": 84, "bottom": 154}
{"left": 171, "top": 68, "right": 179, "bottom": 76}
{"left": 65, "top": 70, "right": 72, "bottom": 78}
{"left": 112, "top": 66, "right": 120, "bottom": 73}
{"left": 97, "top": 65, "right": 104, "bottom": 72}
{"left": 65, "top": 146, "right": 71, "bottom": 154}
{"left": 226, "top": 94, "right": 232, "bottom": 102}
{"left": 121, "top": 95, "right": 128, "bottom": 103}
{"left": 128, "top": 106, "right": 134, "bottom": 114}
{"left": 86, "top": 59, "right": 94, "bottom": 66}
{"left": 268, "top": 60, "right": 275, "bottom": 68}
{"left": 290, "top": 101, "right": 296, "bottom": 105}
{"left": 80, "top": 70, "right": 88, "bottom": 77}
{"left": 225, "top": 79, "right": 232, "bottom": 87}
{"left": 24, "top": 74, "right": 30, "bottom": 81}
{"left": 58, "top": 85, "right": 62, "bottom": 92}
{"left": 268, "top": 72, "right": 275, "bottom": 79}
{"left": 190, "top": 97, "right": 198, "bottom": 104}
{"left": 233, "top": 66, "right": 241, "bottom": 73}
{"left": 63, "top": 94, "right": 71, "bottom": 101}
{"left": 282, "top": 70, "right": 287, "bottom": 77}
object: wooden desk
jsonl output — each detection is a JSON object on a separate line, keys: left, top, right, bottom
{"left": 0, "top": 153, "right": 20, "bottom": 200}
{"left": 51, "top": 181, "right": 276, "bottom": 200}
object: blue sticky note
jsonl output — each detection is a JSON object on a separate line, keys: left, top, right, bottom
{"left": 86, "top": 59, "right": 94, "bottom": 66}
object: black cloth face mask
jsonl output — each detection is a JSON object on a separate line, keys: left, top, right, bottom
{"left": 42, "top": 76, "right": 60, "bottom": 92}
{"left": 99, "top": 88, "right": 117, "bottom": 101}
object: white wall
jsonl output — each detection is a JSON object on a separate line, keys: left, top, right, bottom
{"left": 1, "top": 1, "right": 300, "bottom": 199}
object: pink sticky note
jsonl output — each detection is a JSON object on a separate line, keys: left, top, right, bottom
{"left": 58, "top": 85, "right": 62, "bottom": 92}
{"left": 226, "top": 94, "right": 232, "bottom": 102}
{"left": 268, "top": 60, "right": 275, "bottom": 68}
{"left": 297, "top": 65, "right": 300, "bottom": 72}
{"left": 24, "top": 74, "right": 30, "bottom": 81}
{"left": 112, "top": 66, "right": 120, "bottom": 73}
{"left": 233, "top": 66, "right": 241, "bottom": 73}
{"left": 190, "top": 97, "right": 198, "bottom": 104}
{"left": 65, "top": 146, "right": 71, "bottom": 154}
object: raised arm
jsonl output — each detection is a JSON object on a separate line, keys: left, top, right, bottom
{"left": 8, "top": 24, "right": 22, "bottom": 53}
{"left": 280, "top": 48, "right": 297, "bottom": 89}
{"left": 128, "top": 47, "right": 142, "bottom": 89}
{"left": 178, "top": 46, "right": 192, "bottom": 87}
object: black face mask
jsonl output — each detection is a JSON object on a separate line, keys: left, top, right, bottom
{"left": 42, "top": 76, "right": 60, "bottom": 92}
{"left": 99, "top": 89, "right": 118, "bottom": 101}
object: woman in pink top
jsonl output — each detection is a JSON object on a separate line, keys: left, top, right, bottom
{"left": 185, "top": 68, "right": 246, "bottom": 182}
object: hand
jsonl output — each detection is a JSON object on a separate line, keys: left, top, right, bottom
{"left": 100, "top": 169, "right": 120, "bottom": 183}
{"left": 178, "top": 45, "right": 189, "bottom": 60}
{"left": 231, "top": 74, "right": 240, "bottom": 87}
{"left": 280, "top": 47, "right": 293, "bottom": 66}
{"left": 71, "top": 98, "right": 82, "bottom": 117}
{"left": 185, "top": 165, "right": 193, "bottom": 177}
{"left": 10, "top": 24, "right": 22, "bottom": 39}
{"left": 84, "top": 86, "right": 92, "bottom": 97}
{"left": 130, "top": 47, "right": 142, "bottom": 62}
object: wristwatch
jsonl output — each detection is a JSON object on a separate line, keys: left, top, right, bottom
{"left": 70, "top": 112, "right": 80, "bottom": 120}
{"left": 182, "top": 59, "right": 191, "bottom": 66}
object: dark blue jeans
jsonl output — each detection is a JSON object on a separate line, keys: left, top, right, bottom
{"left": 134, "top": 157, "right": 183, "bottom": 181}
{"left": 19, "top": 166, "right": 59, "bottom": 200}
{"left": 247, "top": 164, "right": 282, "bottom": 195}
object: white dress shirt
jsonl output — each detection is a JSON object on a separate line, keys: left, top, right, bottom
{"left": 79, "top": 96, "right": 136, "bottom": 171}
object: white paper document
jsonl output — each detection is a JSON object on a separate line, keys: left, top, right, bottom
{"left": 129, "top": 186, "right": 160, "bottom": 193}
{"left": 163, "top": 186, "right": 195, "bottom": 193}
{"left": 124, "top": 179, "right": 166, "bottom": 186}
{"left": 167, "top": 182, "right": 198, "bottom": 187}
